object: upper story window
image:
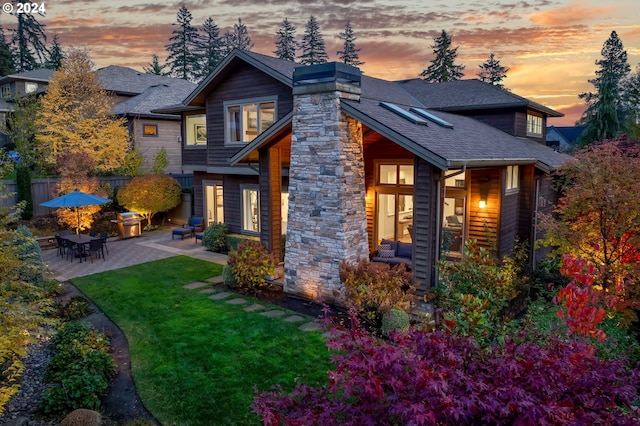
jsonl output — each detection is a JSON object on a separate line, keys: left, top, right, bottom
{"left": 225, "top": 97, "right": 276, "bottom": 144}
{"left": 185, "top": 114, "right": 206, "bottom": 146}
{"left": 378, "top": 163, "right": 414, "bottom": 185}
{"left": 25, "top": 82, "right": 38, "bottom": 94}
{"left": 142, "top": 124, "right": 158, "bottom": 137}
{"left": 506, "top": 165, "right": 519, "bottom": 192}
{"left": 444, "top": 170, "right": 466, "bottom": 188}
{"left": 1, "top": 84, "right": 11, "bottom": 98}
{"left": 526, "top": 113, "right": 543, "bottom": 136}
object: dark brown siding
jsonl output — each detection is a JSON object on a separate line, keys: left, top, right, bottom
{"left": 413, "top": 158, "right": 437, "bottom": 293}
{"left": 205, "top": 65, "right": 293, "bottom": 168}
{"left": 500, "top": 188, "right": 519, "bottom": 258}
{"left": 468, "top": 169, "right": 500, "bottom": 248}
{"left": 532, "top": 173, "right": 559, "bottom": 265}
{"left": 516, "top": 165, "right": 535, "bottom": 254}
{"left": 223, "top": 175, "right": 260, "bottom": 235}
{"left": 455, "top": 108, "right": 517, "bottom": 136}
{"left": 259, "top": 146, "right": 282, "bottom": 256}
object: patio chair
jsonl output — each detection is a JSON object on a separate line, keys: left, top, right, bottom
{"left": 172, "top": 227, "right": 193, "bottom": 240}
{"left": 100, "top": 231, "right": 109, "bottom": 255}
{"left": 87, "top": 239, "right": 105, "bottom": 262}
{"left": 89, "top": 229, "right": 97, "bottom": 237}
{"left": 188, "top": 216, "right": 204, "bottom": 233}
{"left": 55, "top": 236, "right": 69, "bottom": 258}
{"left": 195, "top": 232, "right": 203, "bottom": 244}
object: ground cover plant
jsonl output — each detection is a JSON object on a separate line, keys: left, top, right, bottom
{"left": 72, "top": 256, "right": 331, "bottom": 425}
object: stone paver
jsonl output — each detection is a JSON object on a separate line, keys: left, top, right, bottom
{"left": 183, "top": 281, "right": 209, "bottom": 289}
{"left": 208, "top": 291, "right": 232, "bottom": 300}
{"left": 226, "top": 298, "right": 248, "bottom": 305}
{"left": 206, "top": 276, "right": 224, "bottom": 284}
{"left": 198, "top": 288, "right": 217, "bottom": 294}
{"left": 283, "top": 315, "right": 305, "bottom": 323}
{"left": 299, "top": 322, "right": 323, "bottom": 331}
{"left": 244, "top": 303, "right": 266, "bottom": 312}
{"left": 260, "top": 310, "right": 286, "bottom": 318}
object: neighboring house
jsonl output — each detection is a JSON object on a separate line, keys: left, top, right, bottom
{"left": 0, "top": 66, "right": 197, "bottom": 174}
{"left": 97, "top": 66, "right": 197, "bottom": 174}
{"left": 156, "top": 49, "right": 571, "bottom": 303}
{"left": 546, "top": 125, "right": 586, "bottom": 152}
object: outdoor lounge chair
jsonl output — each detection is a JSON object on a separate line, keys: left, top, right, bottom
{"left": 172, "top": 227, "right": 193, "bottom": 240}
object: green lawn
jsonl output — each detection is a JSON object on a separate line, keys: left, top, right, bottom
{"left": 72, "top": 256, "right": 332, "bottom": 425}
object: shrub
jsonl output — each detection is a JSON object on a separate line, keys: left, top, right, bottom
{"left": 56, "top": 296, "right": 93, "bottom": 321}
{"left": 381, "top": 308, "right": 410, "bottom": 336}
{"left": 222, "top": 264, "right": 237, "bottom": 287}
{"left": 227, "top": 240, "right": 277, "bottom": 292}
{"left": 339, "top": 259, "right": 417, "bottom": 332}
{"left": 202, "top": 222, "right": 228, "bottom": 252}
{"left": 39, "top": 321, "right": 116, "bottom": 416}
{"left": 253, "top": 313, "right": 640, "bottom": 425}
{"left": 14, "top": 224, "right": 44, "bottom": 283}
{"left": 226, "top": 233, "right": 260, "bottom": 252}
{"left": 16, "top": 166, "right": 32, "bottom": 220}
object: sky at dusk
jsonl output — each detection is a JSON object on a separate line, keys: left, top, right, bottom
{"left": 1, "top": 0, "right": 639, "bottom": 125}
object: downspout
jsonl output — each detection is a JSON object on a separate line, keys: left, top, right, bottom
{"left": 434, "top": 165, "right": 466, "bottom": 284}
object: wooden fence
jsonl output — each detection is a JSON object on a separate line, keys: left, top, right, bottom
{"left": 1, "top": 174, "right": 193, "bottom": 217}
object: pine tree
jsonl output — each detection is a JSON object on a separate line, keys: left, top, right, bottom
{"left": 578, "top": 70, "right": 619, "bottom": 146}
{"left": 0, "top": 26, "right": 15, "bottom": 76}
{"left": 299, "top": 16, "right": 328, "bottom": 65}
{"left": 196, "top": 17, "right": 225, "bottom": 79}
{"left": 337, "top": 21, "right": 363, "bottom": 67}
{"left": 10, "top": 8, "right": 48, "bottom": 72}
{"left": 36, "top": 49, "right": 129, "bottom": 173}
{"left": 420, "top": 30, "right": 465, "bottom": 82}
{"left": 165, "top": 5, "right": 200, "bottom": 81}
{"left": 619, "top": 65, "right": 640, "bottom": 138}
{"left": 477, "top": 53, "right": 508, "bottom": 88}
{"left": 274, "top": 18, "right": 298, "bottom": 62}
{"left": 143, "top": 54, "right": 170, "bottom": 76}
{"left": 230, "top": 18, "right": 254, "bottom": 51}
{"left": 44, "top": 34, "right": 64, "bottom": 70}
{"left": 578, "top": 31, "right": 630, "bottom": 143}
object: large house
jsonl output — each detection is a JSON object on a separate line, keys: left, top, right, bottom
{"left": 157, "top": 49, "right": 571, "bottom": 302}
{"left": 0, "top": 66, "right": 196, "bottom": 174}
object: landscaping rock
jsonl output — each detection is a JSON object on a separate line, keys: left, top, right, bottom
{"left": 60, "top": 409, "right": 102, "bottom": 426}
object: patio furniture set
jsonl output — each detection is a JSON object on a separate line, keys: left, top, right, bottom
{"left": 172, "top": 217, "right": 204, "bottom": 243}
{"left": 55, "top": 229, "right": 108, "bottom": 263}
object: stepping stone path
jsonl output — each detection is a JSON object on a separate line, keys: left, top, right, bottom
{"left": 182, "top": 276, "right": 323, "bottom": 333}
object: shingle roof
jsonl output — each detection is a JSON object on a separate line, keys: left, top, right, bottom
{"left": 396, "top": 78, "right": 563, "bottom": 117}
{"left": 96, "top": 65, "right": 196, "bottom": 96}
{"left": 546, "top": 125, "right": 586, "bottom": 145}
{"left": 112, "top": 83, "right": 196, "bottom": 119}
{"left": 0, "top": 68, "right": 54, "bottom": 83}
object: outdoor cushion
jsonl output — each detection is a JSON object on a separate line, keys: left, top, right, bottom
{"left": 380, "top": 239, "right": 399, "bottom": 254}
{"left": 378, "top": 244, "right": 395, "bottom": 258}
{"left": 396, "top": 241, "right": 413, "bottom": 258}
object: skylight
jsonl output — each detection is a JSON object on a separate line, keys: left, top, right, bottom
{"left": 379, "top": 102, "right": 428, "bottom": 125}
{"left": 409, "top": 107, "right": 454, "bottom": 128}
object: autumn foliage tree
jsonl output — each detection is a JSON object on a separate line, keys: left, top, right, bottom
{"left": 36, "top": 48, "right": 129, "bottom": 173}
{"left": 540, "top": 137, "right": 640, "bottom": 307}
{"left": 116, "top": 174, "right": 182, "bottom": 229}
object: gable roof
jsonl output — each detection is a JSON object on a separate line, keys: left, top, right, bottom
{"left": 396, "top": 78, "right": 564, "bottom": 118}
{"left": 112, "top": 83, "right": 196, "bottom": 119}
{"left": 546, "top": 125, "right": 586, "bottom": 145}
{"left": 0, "top": 68, "right": 54, "bottom": 84}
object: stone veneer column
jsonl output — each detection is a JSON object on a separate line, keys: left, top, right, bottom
{"left": 284, "top": 63, "right": 369, "bottom": 303}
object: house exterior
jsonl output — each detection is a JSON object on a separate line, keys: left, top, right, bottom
{"left": 0, "top": 66, "right": 196, "bottom": 174}
{"left": 546, "top": 125, "right": 587, "bottom": 152}
{"left": 159, "top": 50, "right": 571, "bottom": 302}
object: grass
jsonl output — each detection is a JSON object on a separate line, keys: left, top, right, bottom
{"left": 72, "top": 256, "right": 333, "bottom": 425}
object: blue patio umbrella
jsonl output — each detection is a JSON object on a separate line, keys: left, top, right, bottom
{"left": 41, "top": 189, "right": 112, "bottom": 235}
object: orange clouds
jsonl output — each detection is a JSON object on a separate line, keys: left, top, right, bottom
{"left": 529, "top": 0, "right": 617, "bottom": 26}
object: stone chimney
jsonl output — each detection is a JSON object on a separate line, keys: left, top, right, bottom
{"left": 284, "top": 62, "right": 369, "bottom": 303}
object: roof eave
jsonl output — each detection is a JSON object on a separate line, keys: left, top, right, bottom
{"left": 228, "top": 110, "right": 294, "bottom": 165}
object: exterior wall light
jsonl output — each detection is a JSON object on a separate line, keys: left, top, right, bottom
{"left": 479, "top": 176, "right": 490, "bottom": 209}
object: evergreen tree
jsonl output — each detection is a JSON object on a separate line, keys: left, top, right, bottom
{"left": 221, "top": 31, "right": 235, "bottom": 57}
{"left": 299, "top": 16, "right": 328, "bottom": 65}
{"left": 477, "top": 53, "right": 508, "bottom": 88}
{"left": 10, "top": 7, "right": 48, "bottom": 71}
{"left": 0, "top": 26, "right": 15, "bottom": 76}
{"left": 420, "top": 30, "right": 465, "bottom": 82}
{"left": 143, "top": 54, "right": 170, "bottom": 76}
{"left": 619, "top": 65, "right": 640, "bottom": 139}
{"left": 578, "top": 31, "right": 630, "bottom": 143}
{"left": 578, "top": 70, "right": 619, "bottom": 146}
{"left": 229, "top": 18, "right": 254, "bottom": 51}
{"left": 196, "top": 17, "right": 225, "bottom": 79}
{"left": 165, "top": 5, "right": 200, "bottom": 81}
{"left": 44, "top": 34, "right": 64, "bottom": 70}
{"left": 337, "top": 21, "right": 363, "bottom": 67}
{"left": 274, "top": 18, "right": 298, "bottom": 62}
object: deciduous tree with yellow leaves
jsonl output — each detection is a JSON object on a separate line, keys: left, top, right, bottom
{"left": 36, "top": 48, "right": 129, "bottom": 173}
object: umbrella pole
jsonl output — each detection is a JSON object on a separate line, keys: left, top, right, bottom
{"left": 76, "top": 207, "right": 80, "bottom": 236}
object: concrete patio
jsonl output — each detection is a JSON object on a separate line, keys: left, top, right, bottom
{"left": 42, "top": 227, "right": 228, "bottom": 282}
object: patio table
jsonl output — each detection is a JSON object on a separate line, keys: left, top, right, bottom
{"left": 61, "top": 234, "right": 100, "bottom": 263}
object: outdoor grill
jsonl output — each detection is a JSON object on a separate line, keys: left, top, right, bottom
{"left": 114, "top": 211, "right": 142, "bottom": 239}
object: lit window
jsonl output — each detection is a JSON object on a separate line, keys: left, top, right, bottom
{"left": 242, "top": 187, "right": 260, "bottom": 233}
{"left": 526, "top": 114, "right": 543, "bottom": 136}
{"left": 225, "top": 98, "right": 276, "bottom": 144}
{"left": 281, "top": 192, "right": 289, "bottom": 235}
{"left": 506, "top": 165, "right": 519, "bottom": 192}
{"left": 142, "top": 124, "right": 158, "bottom": 137}
{"left": 377, "top": 164, "right": 414, "bottom": 185}
{"left": 1, "top": 84, "right": 11, "bottom": 98}
{"left": 25, "top": 82, "right": 38, "bottom": 94}
{"left": 185, "top": 114, "right": 206, "bottom": 146}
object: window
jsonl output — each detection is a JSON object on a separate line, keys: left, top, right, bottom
{"left": 377, "top": 164, "right": 414, "bottom": 186}
{"left": 185, "top": 114, "right": 206, "bottom": 146}
{"left": 444, "top": 170, "right": 467, "bottom": 188}
{"left": 25, "top": 82, "right": 38, "bottom": 94}
{"left": 526, "top": 114, "right": 543, "bottom": 136}
{"left": 225, "top": 98, "right": 275, "bottom": 144}
{"left": 242, "top": 187, "right": 260, "bottom": 233}
{"left": 506, "top": 165, "right": 519, "bottom": 192}
{"left": 281, "top": 192, "right": 289, "bottom": 235}
{"left": 1, "top": 84, "right": 11, "bottom": 98}
{"left": 142, "top": 124, "right": 158, "bottom": 137}
{"left": 375, "top": 162, "right": 414, "bottom": 243}
{"left": 204, "top": 182, "right": 224, "bottom": 226}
